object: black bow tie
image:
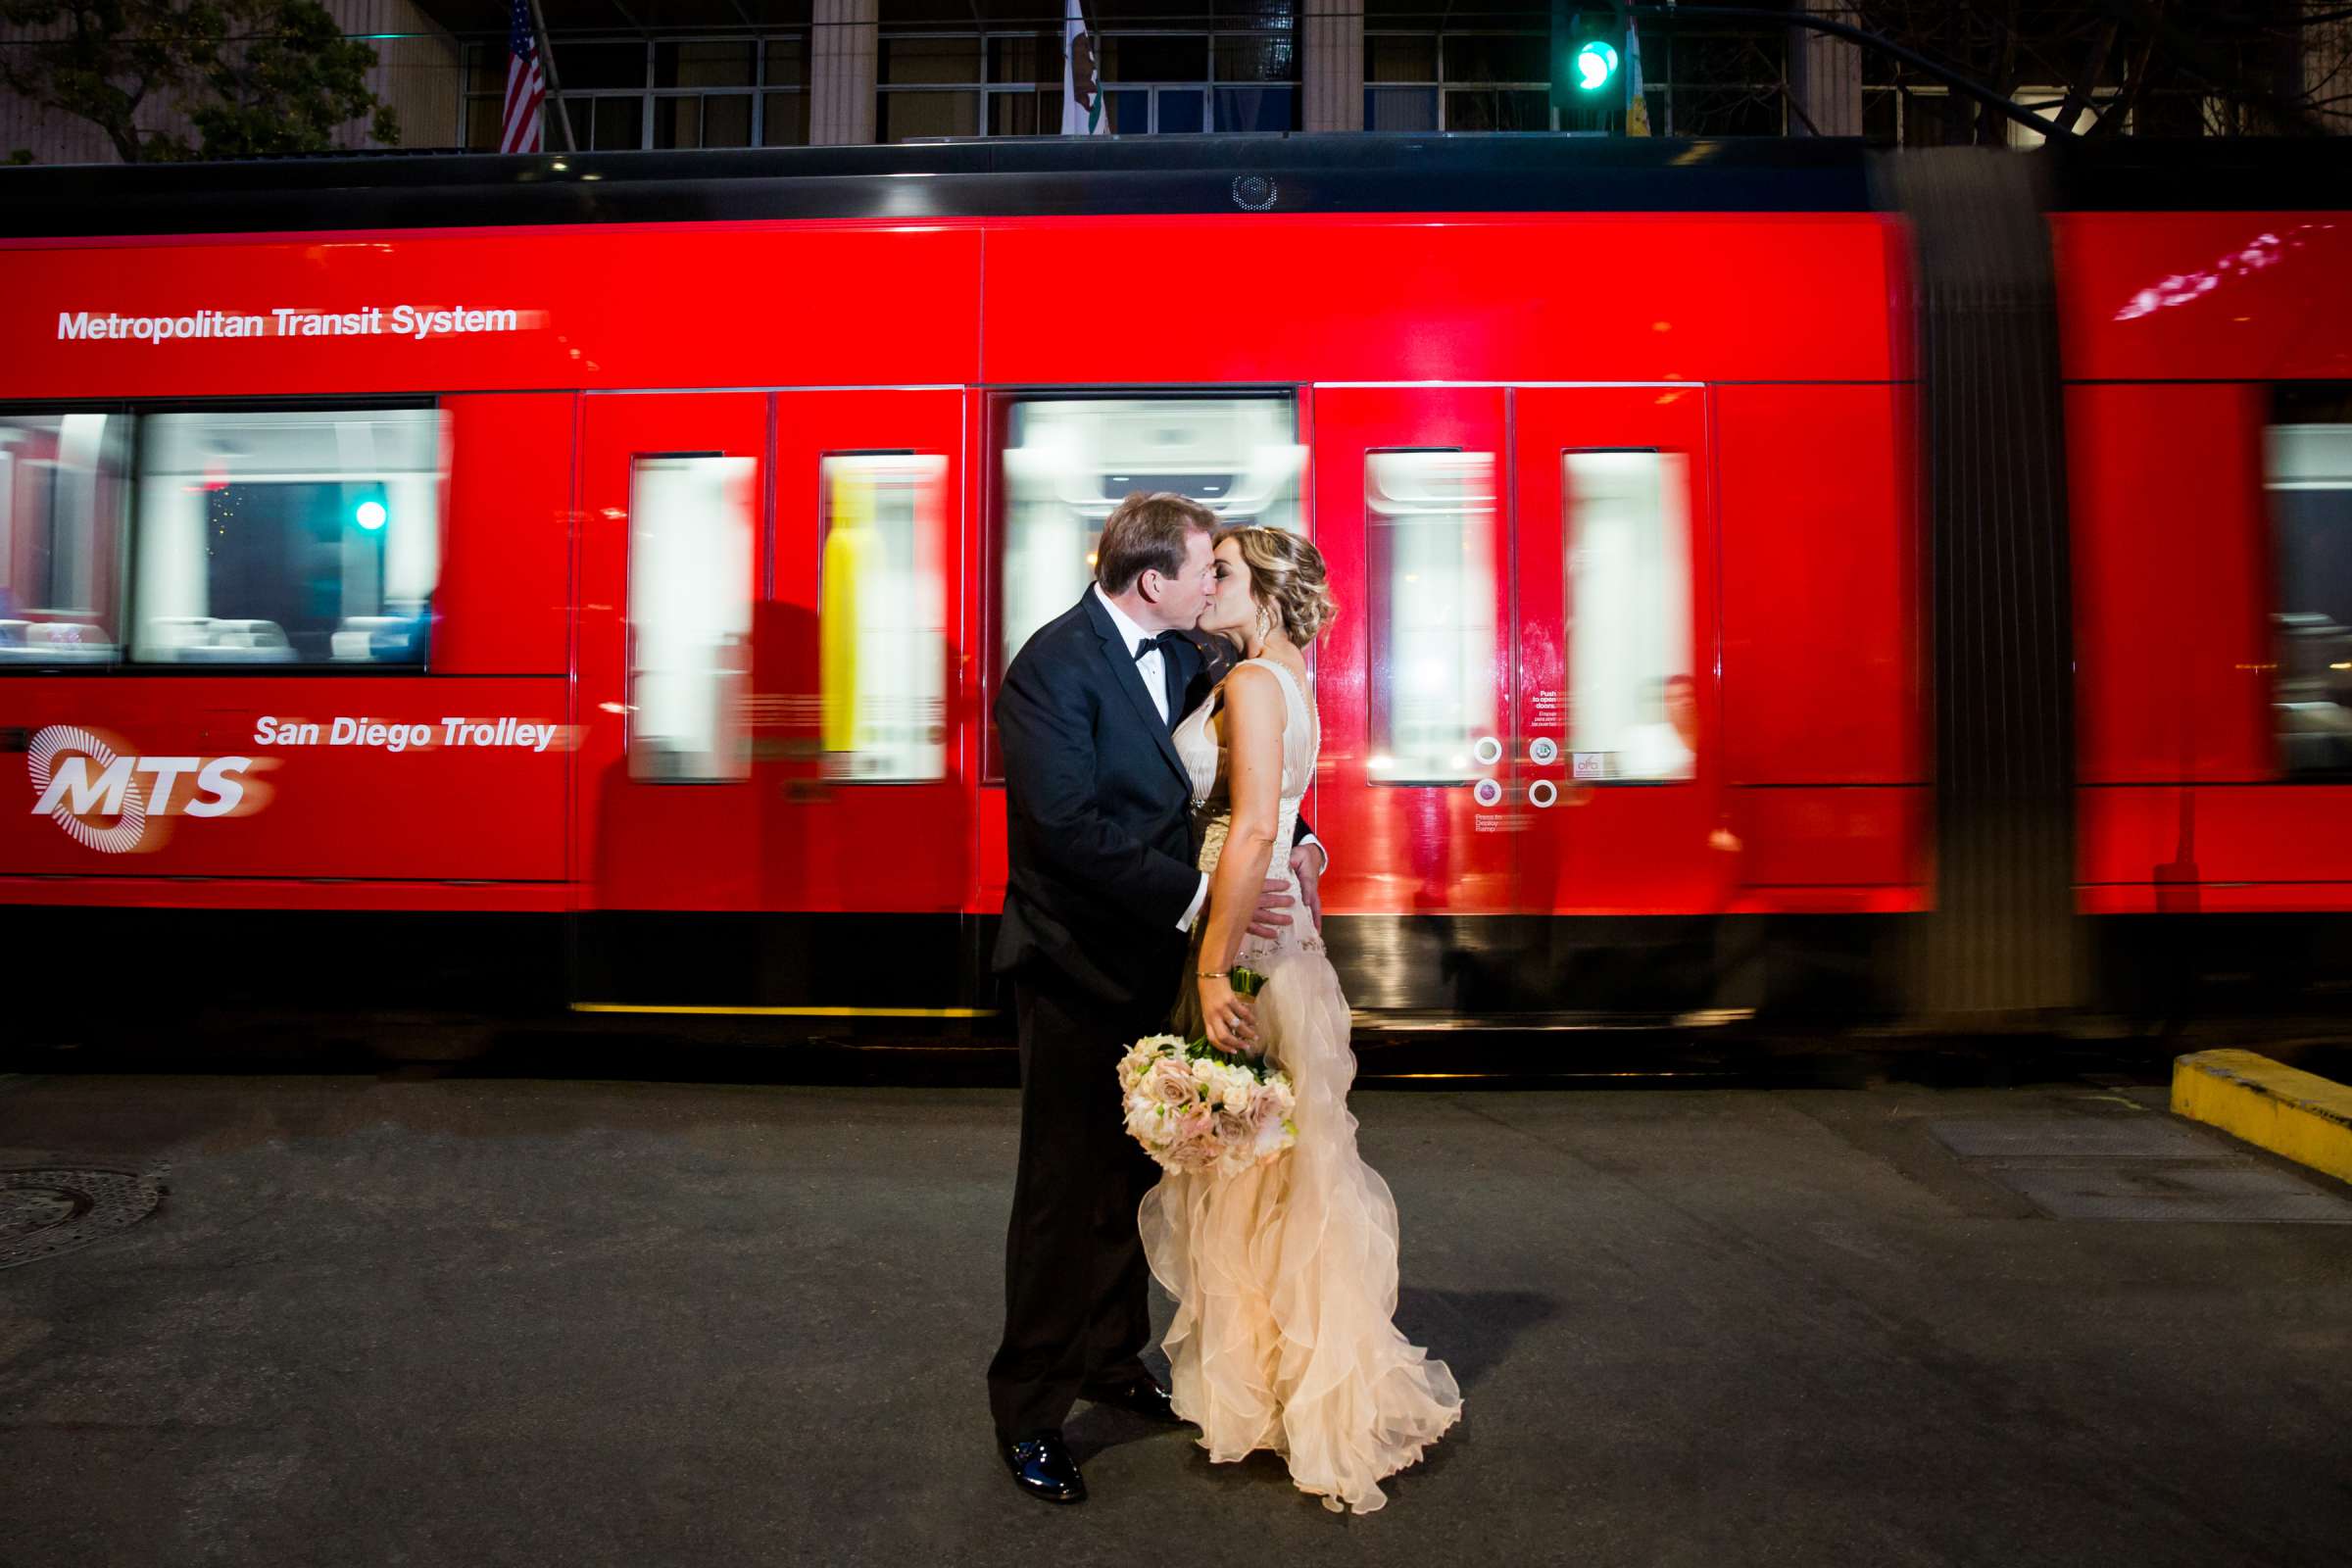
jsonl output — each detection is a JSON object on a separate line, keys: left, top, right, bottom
{"left": 1133, "top": 631, "right": 1187, "bottom": 662}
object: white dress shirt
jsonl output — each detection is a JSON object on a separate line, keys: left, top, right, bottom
{"left": 1095, "top": 584, "right": 1173, "bottom": 725}
{"left": 1093, "top": 585, "right": 1325, "bottom": 935}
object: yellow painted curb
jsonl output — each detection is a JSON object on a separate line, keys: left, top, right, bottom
{"left": 2172, "top": 1050, "right": 2352, "bottom": 1187}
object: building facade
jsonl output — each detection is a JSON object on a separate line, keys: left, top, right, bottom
{"left": 4, "top": 0, "right": 2348, "bottom": 164}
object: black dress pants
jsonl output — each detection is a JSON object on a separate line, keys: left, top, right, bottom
{"left": 986, "top": 977, "right": 1167, "bottom": 1443}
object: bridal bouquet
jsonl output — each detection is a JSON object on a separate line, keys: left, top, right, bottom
{"left": 1117, "top": 967, "right": 1298, "bottom": 1177}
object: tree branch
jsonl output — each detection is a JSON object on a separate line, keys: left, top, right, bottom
{"left": 2050, "top": 17, "right": 2119, "bottom": 134}
{"left": 2086, "top": 0, "right": 2159, "bottom": 140}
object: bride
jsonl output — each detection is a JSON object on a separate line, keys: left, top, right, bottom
{"left": 1142, "top": 524, "right": 1463, "bottom": 1515}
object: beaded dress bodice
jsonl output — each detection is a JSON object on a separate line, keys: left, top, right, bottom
{"left": 1171, "top": 657, "right": 1321, "bottom": 962}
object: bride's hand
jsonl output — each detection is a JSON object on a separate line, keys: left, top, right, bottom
{"left": 1199, "top": 974, "right": 1256, "bottom": 1054}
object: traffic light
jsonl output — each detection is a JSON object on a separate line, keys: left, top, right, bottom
{"left": 1574, "top": 39, "right": 1620, "bottom": 94}
{"left": 1550, "top": 1, "right": 1627, "bottom": 122}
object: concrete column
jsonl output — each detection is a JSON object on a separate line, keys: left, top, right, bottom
{"left": 1302, "top": 0, "right": 1363, "bottom": 133}
{"left": 810, "top": 0, "right": 878, "bottom": 146}
{"left": 1788, "top": 0, "right": 1863, "bottom": 138}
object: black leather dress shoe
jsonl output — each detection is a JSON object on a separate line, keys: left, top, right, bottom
{"left": 1002, "top": 1433, "right": 1086, "bottom": 1504}
{"left": 1081, "top": 1374, "right": 1184, "bottom": 1425}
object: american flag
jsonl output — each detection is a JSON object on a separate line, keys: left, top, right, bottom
{"left": 499, "top": 0, "right": 547, "bottom": 155}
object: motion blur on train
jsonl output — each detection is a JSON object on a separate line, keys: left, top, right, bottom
{"left": 2, "top": 135, "right": 2348, "bottom": 1038}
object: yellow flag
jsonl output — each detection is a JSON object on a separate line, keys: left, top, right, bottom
{"left": 1625, "top": 22, "right": 1650, "bottom": 136}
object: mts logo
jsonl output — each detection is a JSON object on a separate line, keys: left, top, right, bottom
{"left": 26, "top": 724, "right": 256, "bottom": 854}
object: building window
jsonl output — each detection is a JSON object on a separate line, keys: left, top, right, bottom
{"left": 653, "top": 40, "right": 758, "bottom": 148}
{"left": 0, "top": 413, "right": 128, "bottom": 665}
{"left": 1097, "top": 27, "right": 1297, "bottom": 133}
{"left": 762, "top": 32, "right": 813, "bottom": 145}
{"left": 879, "top": 2, "right": 1296, "bottom": 140}
{"left": 985, "top": 32, "right": 1065, "bottom": 134}
{"left": 463, "top": 30, "right": 810, "bottom": 151}
{"left": 1366, "top": 8, "right": 1784, "bottom": 136}
{"left": 1365, "top": 29, "right": 1549, "bottom": 133}
{"left": 130, "top": 408, "right": 443, "bottom": 666}
{"left": 2267, "top": 386, "right": 2352, "bottom": 778}
{"left": 1862, "top": 82, "right": 2128, "bottom": 148}
{"left": 1644, "top": 20, "right": 1783, "bottom": 137}
{"left": 878, "top": 26, "right": 1068, "bottom": 139}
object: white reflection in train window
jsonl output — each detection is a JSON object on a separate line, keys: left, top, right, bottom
{"left": 2266, "top": 419, "right": 2352, "bottom": 776}
{"left": 820, "top": 454, "right": 948, "bottom": 783}
{"left": 130, "top": 409, "right": 443, "bottom": 665}
{"left": 1365, "top": 450, "right": 1497, "bottom": 785}
{"left": 1565, "top": 451, "right": 1693, "bottom": 781}
{"left": 0, "top": 413, "right": 126, "bottom": 664}
{"left": 627, "top": 455, "right": 755, "bottom": 783}
{"left": 1000, "top": 396, "right": 1304, "bottom": 672}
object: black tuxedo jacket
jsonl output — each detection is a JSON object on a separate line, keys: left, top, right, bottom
{"left": 993, "top": 590, "right": 1318, "bottom": 1013}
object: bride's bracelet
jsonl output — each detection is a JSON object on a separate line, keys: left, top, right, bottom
{"left": 1197, "top": 971, "right": 1232, "bottom": 980}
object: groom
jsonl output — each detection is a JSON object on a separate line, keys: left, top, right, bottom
{"left": 988, "top": 492, "right": 1324, "bottom": 1504}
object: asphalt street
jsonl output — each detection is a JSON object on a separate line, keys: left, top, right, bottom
{"left": 2, "top": 1063, "right": 2348, "bottom": 1567}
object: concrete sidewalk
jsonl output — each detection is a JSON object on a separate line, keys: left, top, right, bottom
{"left": 2, "top": 1070, "right": 2348, "bottom": 1567}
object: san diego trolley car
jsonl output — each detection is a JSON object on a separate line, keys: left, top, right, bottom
{"left": 3, "top": 135, "right": 2349, "bottom": 1041}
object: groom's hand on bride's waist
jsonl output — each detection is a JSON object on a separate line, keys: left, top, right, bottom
{"left": 1247, "top": 878, "right": 1296, "bottom": 941}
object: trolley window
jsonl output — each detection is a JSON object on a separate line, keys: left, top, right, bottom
{"left": 2267, "top": 386, "right": 2352, "bottom": 778}
{"left": 1563, "top": 450, "right": 1694, "bottom": 782}
{"left": 0, "top": 412, "right": 127, "bottom": 666}
{"left": 996, "top": 393, "right": 1305, "bottom": 688}
{"left": 627, "top": 454, "right": 754, "bottom": 782}
{"left": 130, "top": 408, "right": 442, "bottom": 666}
{"left": 818, "top": 453, "right": 949, "bottom": 783}
{"left": 1364, "top": 448, "right": 1497, "bottom": 785}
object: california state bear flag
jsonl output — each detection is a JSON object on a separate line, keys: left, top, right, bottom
{"left": 1062, "top": 0, "right": 1105, "bottom": 134}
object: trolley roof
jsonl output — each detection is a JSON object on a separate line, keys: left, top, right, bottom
{"left": 1, "top": 133, "right": 2346, "bottom": 240}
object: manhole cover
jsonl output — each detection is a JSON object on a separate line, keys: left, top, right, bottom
{"left": 1929, "top": 1118, "right": 2217, "bottom": 1160}
{"left": 1982, "top": 1161, "right": 2352, "bottom": 1223}
{"left": 0, "top": 1168, "right": 165, "bottom": 1269}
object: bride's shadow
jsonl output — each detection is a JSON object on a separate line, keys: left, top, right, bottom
{"left": 1396, "top": 1286, "right": 1558, "bottom": 1394}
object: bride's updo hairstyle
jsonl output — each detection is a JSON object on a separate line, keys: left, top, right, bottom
{"left": 1220, "top": 525, "right": 1339, "bottom": 647}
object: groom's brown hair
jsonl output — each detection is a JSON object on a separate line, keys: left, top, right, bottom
{"left": 1096, "top": 491, "right": 1217, "bottom": 596}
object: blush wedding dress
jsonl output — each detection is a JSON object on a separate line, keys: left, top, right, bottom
{"left": 1140, "top": 655, "right": 1463, "bottom": 1515}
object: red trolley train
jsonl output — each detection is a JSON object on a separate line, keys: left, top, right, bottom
{"left": 1, "top": 136, "right": 2347, "bottom": 1039}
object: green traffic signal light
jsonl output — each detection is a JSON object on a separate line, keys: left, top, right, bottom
{"left": 1575, "top": 39, "right": 1619, "bottom": 93}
